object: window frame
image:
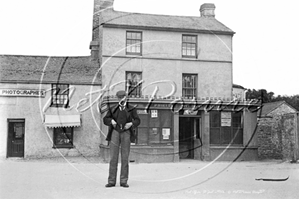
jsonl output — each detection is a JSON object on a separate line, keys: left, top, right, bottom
{"left": 51, "top": 84, "right": 69, "bottom": 108}
{"left": 53, "top": 127, "right": 74, "bottom": 148}
{"left": 182, "top": 73, "right": 198, "bottom": 98}
{"left": 125, "top": 71, "right": 142, "bottom": 97}
{"left": 182, "top": 34, "right": 197, "bottom": 58}
{"left": 134, "top": 110, "right": 173, "bottom": 146}
{"left": 126, "top": 31, "right": 142, "bottom": 55}
{"left": 209, "top": 111, "right": 243, "bottom": 145}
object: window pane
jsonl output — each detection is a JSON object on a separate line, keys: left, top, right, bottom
{"left": 137, "top": 127, "right": 148, "bottom": 145}
{"left": 210, "top": 111, "right": 220, "bottom": 127}
{"left": 210, "top": 128, "right": 220, "bottom": 144}
{"left": 54, "top": 128, "right": 73, "bottom": 147}
{"left": 126, "top": 72, "right": 142, "bottom": 96}
{"left": 126, "top": 31, "right": 142, "bottom": 54}
{"left": 232, "top": 128, "right": 243, "bottom": 144}
{"left": 182, "top": 35, "right": 197, "bottom": 57}
{"left": 221, "top": 127, "right": 231, "bottom": 144}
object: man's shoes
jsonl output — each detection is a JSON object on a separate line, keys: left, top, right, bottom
{"left": 105, "top": 183, "right": 115, "bottom": 188}
{"left": 120, "top": 183, "right": 129, "bottom": 188}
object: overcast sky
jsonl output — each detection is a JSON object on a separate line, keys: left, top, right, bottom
{"left": 0, "top": 0, "right": 299, "bottom": 96}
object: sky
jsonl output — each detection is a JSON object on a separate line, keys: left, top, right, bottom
{"left": 0, "top": 0, "right": 299, "bottom": 96}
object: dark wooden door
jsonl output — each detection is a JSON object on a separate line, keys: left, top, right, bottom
{"left": 7, "top": 120, "right": 25, "bottom": 158}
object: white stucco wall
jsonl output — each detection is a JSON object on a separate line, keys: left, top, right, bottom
{"left": 101, "top": 27, "right": 233, "bottom": 98}
{"left": 0, "top": 83, "right": 101, "bottom": 158}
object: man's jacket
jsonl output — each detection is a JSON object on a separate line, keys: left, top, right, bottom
{"left": 103, "top": 104, "right": 140, "bottom": 143}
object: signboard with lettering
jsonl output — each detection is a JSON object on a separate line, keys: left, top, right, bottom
{"left": 0, "top": 89, "right": 46, "bottom": 97}
{"left": 221, "top": 112, "right": 231, "bottom": 126}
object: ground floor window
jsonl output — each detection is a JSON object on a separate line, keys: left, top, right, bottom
{"left": 210, "top": 111, "right": 243, "bottom": 145}
{"left": 135, "top": 110, "right": 173, "bottom": 145}
{"left": 53, "top": 127, "right": 74, "bottom": 148}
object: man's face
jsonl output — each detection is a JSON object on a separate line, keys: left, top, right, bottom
{"left": 118, "top": 96, "right": 127, "bottom": 105}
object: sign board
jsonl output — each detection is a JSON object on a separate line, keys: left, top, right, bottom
{"left": 137, "top": 110, "right": 148, "bottom": 114}
{"left": 0, "top": 89, "right": 46, "bottom": 97}
{"left": 221, "top": 112, "right": 231, "bottom": 126}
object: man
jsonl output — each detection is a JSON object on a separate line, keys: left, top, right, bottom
{"left": 103, "top": 90, "right": 140, "bottom": 188}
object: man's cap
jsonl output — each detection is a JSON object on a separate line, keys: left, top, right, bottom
{"left": 116, "top": 90, "right": 127, "bottom": 98}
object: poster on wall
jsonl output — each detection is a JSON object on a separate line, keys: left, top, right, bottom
{"left": 162, "top": 128, "right": 170, "bottom": 139}
{"left": 221, "top": 112, "right": 231, "bottom": 126}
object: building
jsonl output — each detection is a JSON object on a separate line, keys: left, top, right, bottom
{"left": 0, "top": 55, "right": 101, "bottom": 158}
{"left": 257, "top": 101, "right": 299, "bottom": 161}
{"left": 0, "top": 0, "right": 260, "bottom": 162}
{"left": 93, "top": 0, "right": 260, "bottom": 162}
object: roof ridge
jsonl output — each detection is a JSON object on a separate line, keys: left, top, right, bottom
{"left": 112, "top": 9, "right": 204, "bottom": 19}
{"left": 0, "top": 54, "right": 90, "bottom": 58}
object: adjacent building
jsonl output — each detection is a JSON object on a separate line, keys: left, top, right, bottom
{"left": 257, "top": 101, "right": 299, "bottom": 161}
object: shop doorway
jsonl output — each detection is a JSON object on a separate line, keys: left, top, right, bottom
{"left": 7, "top": 119, "right": 25, "bottom": 158}
{"left": 179, "top": 117, "right": 202, "bottom": 159}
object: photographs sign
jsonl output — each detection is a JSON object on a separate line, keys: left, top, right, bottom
{"left": 0, "top": 89, "right": 46, "bottom": 97}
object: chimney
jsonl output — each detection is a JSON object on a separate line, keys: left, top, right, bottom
{"left": 90, "top": 0, "right": 114, "bottom": 61}
{"left": 200, "top": 3, "right": 216, "bottom": 18}
{"left": 99, "top": 0, "right": 114, "bottom": 10}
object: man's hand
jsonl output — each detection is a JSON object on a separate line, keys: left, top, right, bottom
{"left": 111, "top": 119, "right": 117, "bottom": 127}
{"left": 124, "top": 122, "right": 133, "bottom": 130}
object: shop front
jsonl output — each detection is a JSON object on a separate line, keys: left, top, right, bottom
{"left": 99, "top": 97, "right": 261, "bottom": 162}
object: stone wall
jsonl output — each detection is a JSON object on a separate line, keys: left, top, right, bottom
{"left": 257, "top": 113, "right": 299, "bottom": 161}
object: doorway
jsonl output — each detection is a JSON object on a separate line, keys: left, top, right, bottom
{"left": 179, "top": 117, "right": 201, "bottom": 159}
{"left": 7, "top": 119, "right": 25, "bottom": 158}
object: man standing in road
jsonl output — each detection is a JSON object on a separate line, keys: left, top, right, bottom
{"left": 103, "top": 90, "right": 140, "bottom": 188}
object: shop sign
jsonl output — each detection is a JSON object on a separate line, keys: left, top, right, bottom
{"left": 0, "top": 88, "right": 46, "bottom": 97}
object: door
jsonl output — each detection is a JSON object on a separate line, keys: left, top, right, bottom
{"left": 179, "top": 117, "right": 202, "bottom": 159}
{"left": 7, "top": 119, "right": 25, "bottom": 158}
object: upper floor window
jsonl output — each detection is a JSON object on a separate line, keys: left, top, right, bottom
{"left": 51, "top": 84, "right": 69, "bottom": 108}
{"left": 126, "top": 71, "right": 142, "bottom": 97}
{"left": 182, "top": 74, "right": 197, "bottom": 98}
{"left": 126, "top": 31, "right": 142, "bottom": 55}
{"left": 182, "top": 35, "right": 197, "bottom": 58}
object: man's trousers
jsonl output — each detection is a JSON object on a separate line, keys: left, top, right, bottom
{"left": 108, "top": 130, "right": 131, "bottom": 185}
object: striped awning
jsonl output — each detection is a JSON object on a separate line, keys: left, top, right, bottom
{"left": 44, "top": 115, "right": 81, "bottom": 128}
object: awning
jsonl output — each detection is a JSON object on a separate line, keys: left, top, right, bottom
{"left": 44, "top": 115, "right": 81, "bottom": 128}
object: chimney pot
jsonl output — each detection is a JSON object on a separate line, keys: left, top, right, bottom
{"left": 200, "top": 3, "right": 216, "bottom": 17}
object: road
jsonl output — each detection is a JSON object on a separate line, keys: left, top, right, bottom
{"left": 0, "top": 157, "right": 298, "bottom": 199}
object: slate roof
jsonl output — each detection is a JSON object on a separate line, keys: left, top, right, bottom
{"left": 0, "top": 55, "right": 101, "bottom": 85}
{"left": 101, "top": 9, "right": 235, "bottom": 35}
{"left": 257, "top": 101, "right": 297, "bottom": 117}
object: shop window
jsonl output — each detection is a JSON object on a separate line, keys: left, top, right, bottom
{"left": 210, "top": 111, "right": 243, "bottom": 145}
{"left": 53, "top": 127, "right": 73, "bottom": 148}
{"left": 126, "top": 71, "right": 142, "bottom": 97}
{"left": 51, "top": 84, "right": 69, "bottom": 108}
{"left": 135, "top": 110, "right": 173, "bottom": 145}
{"left": 126, "top": 31, "right": 142, "bottom": 55}
{"left": 182, "top": 74, "right": 197, "bottom": 98}
{"left": 182, "top": 35, "right": 197, "bottom": 58}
